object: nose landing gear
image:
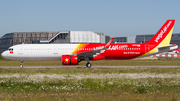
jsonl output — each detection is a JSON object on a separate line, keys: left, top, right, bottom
{"left": 19, "top": 60, "right": 23, "bottom": 68}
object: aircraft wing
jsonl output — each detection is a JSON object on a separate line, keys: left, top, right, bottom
{"left": 75, "top": 38, "right": 114, "bottom": 58}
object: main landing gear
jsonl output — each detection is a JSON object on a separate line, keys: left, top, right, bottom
{"left": 85, "top": 57, "right": 91, "bottom": 68}
{"left": 19, "top": 60, "right": 23, "bottom": 68}
{"left": 86, "top": 62, "right": 91, "bottom": 68}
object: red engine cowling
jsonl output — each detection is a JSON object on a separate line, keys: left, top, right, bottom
{"left": 62, "top": 55, "right": 78, "bottom": 65}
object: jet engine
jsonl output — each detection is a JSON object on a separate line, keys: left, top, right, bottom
{"left": 61, "top": 55, "right": 78, "bottom": 65}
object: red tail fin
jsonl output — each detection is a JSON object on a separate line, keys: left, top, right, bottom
{"left": 147, "top": 20, "right": 175, "bottom": 47}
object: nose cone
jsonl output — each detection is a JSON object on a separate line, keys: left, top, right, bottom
{"left": 1, "top": 51, "right": 8, "bottom": 59}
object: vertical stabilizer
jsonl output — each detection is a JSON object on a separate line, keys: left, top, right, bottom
{"left": 147, "top": 20, "right": 175, "bottom": 47}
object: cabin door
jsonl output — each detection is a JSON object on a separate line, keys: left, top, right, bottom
{"left": 18, "top": 46, "right": 23, "bottom": 55}
{"left": 53, "top": 46, "right": 58, "bottom": 54}
{"left": 145, "top": 44, "right": 150, "bottom": 53}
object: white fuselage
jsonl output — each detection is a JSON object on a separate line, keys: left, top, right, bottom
{"left": 2, "top": 44, "right": 78, "bottom": 60}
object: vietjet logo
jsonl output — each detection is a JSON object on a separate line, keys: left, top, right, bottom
{"left": 65, "top": 58, "right": 69, "bottom": 62}
{"left": 155, "top": 21, "right": 172, "bottom": 43}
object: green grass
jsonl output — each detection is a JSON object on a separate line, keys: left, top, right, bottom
{"left": 1, "top": 54, "right": 180, "bottom": 100}
{"left": 0, "top": 68, "right": 180, "bottom": 101}
{"left": 0, "top": 67, "right": 180, "bottom": 74}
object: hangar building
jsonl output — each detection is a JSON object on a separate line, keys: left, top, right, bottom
{"left": 112, "top": 37, "right": 135, "bottom": 43}
{"left": 136, "top": 33, "right": 180, "bottom": 48}
{"left": 0, "top": 31, "right": 110, "bottom": 53}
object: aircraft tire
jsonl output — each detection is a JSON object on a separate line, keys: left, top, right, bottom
{"left": 19, "top": 64, "right": 23, "bottom": 68}
{"left": 86, "top": 62, "right": 91, "bottom": 68}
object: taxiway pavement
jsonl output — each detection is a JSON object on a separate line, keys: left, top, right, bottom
{"left": 0, "top": 66, "right": 180, "bottom": 68}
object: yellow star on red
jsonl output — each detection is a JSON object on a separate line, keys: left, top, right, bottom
{"left": 65, "top": 58, "right": 69, "bottom": 62}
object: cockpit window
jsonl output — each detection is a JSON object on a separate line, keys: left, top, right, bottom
{"left": 8, "top": 48, "right": 13, "bottom": 51}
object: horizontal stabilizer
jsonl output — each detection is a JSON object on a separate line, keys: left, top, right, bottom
{"left": 158, "top": 44, "right": 178, "bottom": 53}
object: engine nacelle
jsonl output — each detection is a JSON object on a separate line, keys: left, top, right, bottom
{"left": 62, "top": 55, "right": 78, "bottom": 65}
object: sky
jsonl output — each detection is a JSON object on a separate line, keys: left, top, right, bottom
{"left": 0, "top": 0, "right": 180, "bottom": 38}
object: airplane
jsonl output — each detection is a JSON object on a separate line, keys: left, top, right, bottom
{"left": 173, "top": 48, "right": 180, "bottom": 53}
{"left": 1, "top": 19, "right": 178, "bottom": 68}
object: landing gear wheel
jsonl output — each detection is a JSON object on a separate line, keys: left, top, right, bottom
{"left": 19, "top": 60, "right": 23, "bottom": 68}
{"left": 19, "top": 64, "right": 23, "bottom": 68}
{"left": 86, "top": 62, "right": 91, "bottom": 68}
